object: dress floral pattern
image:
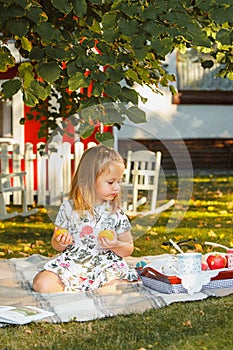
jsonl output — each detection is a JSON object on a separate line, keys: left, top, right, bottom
{"left": 43, "top": 200, "right": 140, "bottom": 292}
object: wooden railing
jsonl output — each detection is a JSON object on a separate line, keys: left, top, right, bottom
{"left": 0, "top": 141, "right": 97, "bottom": 206}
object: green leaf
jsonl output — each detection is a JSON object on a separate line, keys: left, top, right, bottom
{"left": 120, "top": 87, "right": 138, "bottom": 105}
{"left": 1, "top": 79, "right": 21, "bottom": 99}
{"left": 216, "top": 29, "right": 232, "bottom": 46}
{"left": 82, "top": 55, "right": 98, "bottom": 70}
{"left": 120, "top": 3, "right": 139, "bottom": 17}
{"left": 151, "top": 38, "right": 174, "bottom": 59}
{"left": 72, "top": 0, "right": 87, "bottom": 17}
{"left": 68, "top": 72, "right": 90, "bottom": 91}
{"left": 35, "top": 22, "right": 63, "bottom": 45}
{"left": 145, "top": 21, "right": 163, "bottom": 36}
{"left": 91, "top": 82, "right": 104, "bottom": 97}
{"left": 80, "top": 124, "right": 95, "bottom": 139}
{"left": 125, "top": 68, "right": 140, "bottom": 82}
{"left": 102, "top": 12, "right": 118, "bottom": 30}
{"left": 196, "top": 0, "right": 210, "bottom": 12}
{"left": 93, "top": 70, "right": 106, "bottom": 83}
{"left": 126, "top": 106, "right": 146, "bottom": 124}
{"left": 7, "top": 18, "right": 29, "bottom": 37}
{"left": 30, "top": 80, "right": 51, "bottom": 100}
{"left": 67, "top": 61, "right": 79, "bottom": 77}
{"left": 105, "top": 105, "right": 125, "bottom": 124}
{"left": 106, "top": 67, "right": 124, "bottom": 82}
{"left": 119, "top": 18, "right": 139, "bottom": 36}
{"left": 50, "top": 0, "right": 72, "bottom": 14}
{"left": 227, "top": 71, "right": 233, "bottom": 80}
{"left": 209, "top": 6, "right": 233, "bottom": 24}
{"left": 29, "top": 48, "right": 46, "bottom": 61}
{"left": 21, "top": 36, "right": 32, "bottom": 52}
{"left": 103, "top": 29, "right": 119, "bottom": 43}
{"left": 27, "top": 7, "right": 48, "bottom": 24}
{"left": 23, "top": 90, "right": 38, "bottom": 107}
{"left": 2, "top": 4, "right": 25, "bottom": 18}
{"left": 15, "top": 0, "right": 28, "bottom": 8}
{"left": 224, "top": 6, "right": 233, "bottom": 22}
{"left": 132, "top": 36, "right": 148, "bottom": 51}
{"left": 35, "top": 22, "right": 54, "bottom": 42}
{"left": 81, "top": 104, "right": 106, "bottom": 122}
{"left": 0, "top": 48, "right": 15, "bottom": 72}
{"left": 185, "top": 22, "right": 212, "bottom": 47}
{"left": 45, "top": 47, "right": 67, "bottom": 60}
{"left": 95, "top": 131, "right": 114, "bottom": 148}
{"left": 141, "top": 5, "right": 161, "bottom": 19}
{"left": 104, "top": 82, "right": 121, "bottom": 99}
{"left": 37, "top": 62, "right": 60, "bottom": 83}
{"left": 89, "top": 20, "right": 102, "bottom": 34}
{"left": 134, "top": 46, "right": 149, "bottom": 61}
{"left": 18, "top": 62, "right": 34, "bottom": 88}
{"left": 169, "top": 85, "right": 177, "bottom": 95}
{"left": 216, "top": 51, "right": 226, "bottom": 62}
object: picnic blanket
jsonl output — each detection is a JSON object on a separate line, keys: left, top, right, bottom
{"left": 0, "top": 254, "right": 232, "bottom": 324}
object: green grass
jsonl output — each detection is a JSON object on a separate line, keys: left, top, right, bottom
{"left": 0, "top": 173, "right": 233, "bottom": 350}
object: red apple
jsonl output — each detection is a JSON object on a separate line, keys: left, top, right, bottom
{"left": 207, "top": 254, "right": 227, "bottom": 270}
{"left": 201, "top": 261, "right": 208, "bottom": 271}
{"left": 225, "top": 254, "right": 228, "bottom": 268}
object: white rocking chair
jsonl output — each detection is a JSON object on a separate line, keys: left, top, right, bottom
{"left": 121, "top": 150, "right": 175, "bottom": 216}
{"left": 0, "top": 172, "right": 38, "bottom": 220}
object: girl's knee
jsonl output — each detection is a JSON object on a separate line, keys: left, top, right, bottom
{"left": 32, "top": 270, "right": 64, "bottom": 293}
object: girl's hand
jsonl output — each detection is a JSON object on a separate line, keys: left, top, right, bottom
{"left": 98, "top": 230, "right": 134, "bottom": 257}
{"left": 98, "top": 230, "right": 117, "bottom": 250}
{"left": 52, "top": 226, "right": 73, "bottom": 249}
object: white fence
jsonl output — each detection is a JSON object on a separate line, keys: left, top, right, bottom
{"left": 0, "top": 141, "right": 97, "bottom": 206}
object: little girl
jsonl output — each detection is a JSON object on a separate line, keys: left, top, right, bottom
{"left": 33, "top": 144, "right": 140, "bottom": 293}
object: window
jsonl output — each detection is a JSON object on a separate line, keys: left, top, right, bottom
{"left": 0, "top": 98, "right": 13, "bottom": 137}
{"left": 173, "top": 49, "right": 233, "bottom": 104}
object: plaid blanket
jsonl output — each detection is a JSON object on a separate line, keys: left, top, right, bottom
{"left": 0, "top": 254, "right": 232, "bottom": 324}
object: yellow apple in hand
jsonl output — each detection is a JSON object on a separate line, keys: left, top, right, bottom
{"left": 98, "top": 229, "right": 115, "bottom": 241}
{"left": 55, "top": 228, "right": 68, "bottom": 236}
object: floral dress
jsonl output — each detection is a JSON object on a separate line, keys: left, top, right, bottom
{"left": 43, "top": 200, "right": 140, "bottom": 292}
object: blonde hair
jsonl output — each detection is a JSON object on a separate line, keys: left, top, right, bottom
{"left": 69, "top": 144, "right": 125, "bottom": 215}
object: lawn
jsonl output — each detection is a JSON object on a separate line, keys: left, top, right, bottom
{"left": 0, "top": 172, "right": 233, "bottom": 350}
